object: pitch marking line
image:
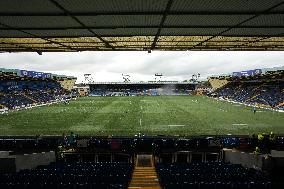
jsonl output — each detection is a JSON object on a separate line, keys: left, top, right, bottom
{"left": 150, "top": 125, "right": 186, "bottom": 127}
{"left": 232, "top": 124, "right": 248, "bottom": 126}
{"left": 168, "top": 125, "right": 186, "bottom": 127}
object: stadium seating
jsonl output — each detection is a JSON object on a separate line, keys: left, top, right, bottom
{"left": 152, "top": 138, "right": 222, "bottom": 154}
{"left": 0, "top": 89, "right": 64, "bottom": 109}
{"left": 0, "top": 138, "right": 60, "bottom": 153}
{"left": 156, "top": 162, "right": 274, "bottom": 189}
{"left": 0, "top": 91, "right": 34, "bottom": 109}
{"left": 0, "top": 87, "right": 68, "bottom": 110}
{"left": 1, "top": 136, "right": 284, "bottom": 189}
{"left": 0, "top": 162, "right": 133, "bottom": 189}
{"left": 214, "top": 81, "right": 284, "bottom": 110}
{"left": 0, "top": 68, "right": 71, "bottom": 110}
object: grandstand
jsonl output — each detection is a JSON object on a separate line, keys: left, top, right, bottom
{"left": 0, "top": 68, "right": 76, "bottom": 111}
{"left": 0, "top": 66, "right": 283, "bottom": 189}
{"left": 1, "top": 1, "right": 284, "bottom": 189}
{"left": 209, "top": 66, "right": 284, "bottom": 111}
{"left": 89, "top": 81, "right": 196, "bottom": 96}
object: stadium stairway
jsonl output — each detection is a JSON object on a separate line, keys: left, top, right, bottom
{"left": 245, "top": 93, "right": 260, "bottom": 102}
{"left": 252, "top": 83, "right": 265, "bottom": 91}
{"left": 22, "top": 93, "right": 37, "bottom": 103}
{"left": 128, "top": 155, "right": 161, "bottom": 189}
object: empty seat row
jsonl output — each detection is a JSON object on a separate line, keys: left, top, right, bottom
{"left": 0, "top": 162, "right": 133, "bottom": 189}
{"left": 156, "top": 162, "right": 278, "bottom": 189}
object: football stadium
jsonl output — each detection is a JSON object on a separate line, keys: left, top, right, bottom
{"left": 0, "top": 0, "right": 284, "bottom": 189}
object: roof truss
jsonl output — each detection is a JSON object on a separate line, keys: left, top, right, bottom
{"left": 0, "top": 0, "right": 284, "bottom": 52}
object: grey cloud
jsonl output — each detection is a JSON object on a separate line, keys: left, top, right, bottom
{"left": 0, "top": 51, "right": 284, "bottom": 82}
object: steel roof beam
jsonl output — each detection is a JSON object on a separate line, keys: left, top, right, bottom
{"left": 48, "top": 0, "right": 114, "bottom": 50}
{"left": 0, "top": 41, "right": 40, "bottom": 52}
{"left": 226, "top": 36, "right": 270, "bottom": 50}
{"left": 191, "top": 1, "right": 284, "bottom": 49}
{"left": 0, "top": 11, "right": 283, "bottom": 16}
{"left": 2, "top": 40, "right": 283, "bottom": 45}
{"left": 226, "top": 32, "right": 284, "bottom": 50}
{"left": 1, "top": 44, "right": 283, "bottom": 48}
{"left": 2, "top": 26, "right": 284, "bottom": 30}
{"left": 1, "top": 48, "right": 283, "bottom": 52}
{"left": 151, "top": 0, "right": 173, "bottom": 50}
{"left": 1, "top": 34, "right": 284, "bottom": 38}
{"left": 0, "top": 22, "right": 79, "bottom": 51}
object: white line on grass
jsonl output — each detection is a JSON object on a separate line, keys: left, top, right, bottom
{"left": 232, "top": 124, "right": 248, "bottom": 126}
{"left": 168, "top": 125, "right": 186, "bottom": 127}
{"left": 150, "top": 125, "right": 186, "bottom": 127}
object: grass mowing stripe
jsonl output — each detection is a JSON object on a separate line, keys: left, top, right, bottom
{"left": 0, "top": 96, "right": 283, "bottom": 136}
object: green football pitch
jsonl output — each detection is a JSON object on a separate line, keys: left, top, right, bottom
{"left": 0, "top": 96, "right": 283, "bottom": 136}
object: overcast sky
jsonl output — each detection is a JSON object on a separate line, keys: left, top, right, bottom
{"left": 0, "top": 51, "right": 283, "bottom": 83}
